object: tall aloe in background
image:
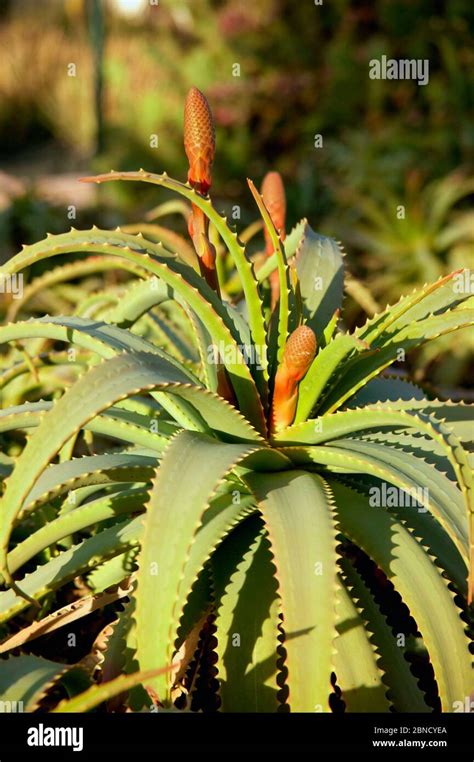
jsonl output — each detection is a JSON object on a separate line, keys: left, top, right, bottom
{"left": 0, "top": 88, "right": 472, "bottom": 714}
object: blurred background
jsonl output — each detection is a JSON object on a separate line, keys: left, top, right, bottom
{"left": 0, "top": 0, "right": 472, "bottom": 390}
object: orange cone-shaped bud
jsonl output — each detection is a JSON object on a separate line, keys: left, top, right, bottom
{"left": 270, "top": 325, "right": 317, "bottom": 433}
{"left": 184, "top": 87, "right": 215, "bottom": 195}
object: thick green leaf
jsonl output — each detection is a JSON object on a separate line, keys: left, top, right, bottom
{"left": 334, "top": 576, "right": 390, "bottom": 712}
{"left": 340, "top": 559, "right": 429, "bottom": 712}
{"left": 7, "top": 255, "right": 147, "bottom": 322}
{"left": 320, "top": 309, "right": 474, "bottom": 414}
{"left": 356, "top": 270, "right": 470, "bottom": 346}
{"left": 212, "top": 519, "right": 280, "bottom": 711}
{"left": 0, "top": 401, "right": 176, "bottom": 453}
{"left": 347, "top": 377, "right": 425, "bottom": 405}
{"left": 52, "top": 663, "right": 171, "bottom": 713}
{"left": 21, "top": 451, "right": 155, "bottom": 515}
{"left": 295, "top": 333, "right": 365, "bottom": 423}
{"left": 0, "top": 315, "right": 197, "bottom": 379}
{"left": 284, "top": 440, "right": 468, "bottom": 568}
{"left": 0, "top": 516, "right": 142, "bottom": 623}
{"left": 133, "top": 430, "right": 265, "bottom": 703}
{"left": 244, "top": 471, "right": 337, "bottom": 712}
{"left": 277, "top": 407, "right": 472, "bottom": 563}
{"left": 7, "top": 487, "right": 147, "bottom": 576}
{"left": 2, "top": 233, "right": 266, "bottom": 430}
{"left": 0, "top": 351, "right": 266, "bottom": 586}
{"left": 331, "top": 481, "right": 472, "bottom": 711}
{"left": 78, "top": 174, "right": 269, "bottom": 382}
{"left": 294, "top": 222, "right": 344, "bottom": 339}
{"left": 0, "top": 655, "right": 76, "bottom": 712}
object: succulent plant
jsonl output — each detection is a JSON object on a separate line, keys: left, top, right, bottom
{"left": 0, "top": 88, "right": 472, "bottom": 714}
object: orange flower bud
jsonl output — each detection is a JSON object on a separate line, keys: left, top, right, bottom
{"left": 184, "top": 87, "right": 215, "bottom": 195}
{"left": 283, "top": 324, "right": 317, "bottom": 380}
{"left": 270, "top": 325, "right": 317, "bottom": 433}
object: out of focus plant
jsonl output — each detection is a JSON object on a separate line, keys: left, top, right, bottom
{"left": 341, "top": 172, "right": 474, "bottom": 301}
{"left": 335, "top": 172, "right": 474, "bottom": 388}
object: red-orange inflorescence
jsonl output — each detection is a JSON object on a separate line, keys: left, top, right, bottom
{"left": 283, "top": 325, "right": 317, "bottom": 378}
{"left": 184, "top": 87, "right": 216, "bottom": 195}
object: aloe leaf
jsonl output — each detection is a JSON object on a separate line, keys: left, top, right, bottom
{"left": 277, "top": 407, "right": 472, "bottom": 552}
{"left": 2, "top": 233, "right": 266, "bottom": 430}
{"left": 0, "top": 352, "right": 226, "bottom": 583}
{"left": 254, "top": 218, "right": 312, "bottom": 282}
{"left": 176, "top": 492, "right": 258, "bottom": 646}
{"left": 284, "top": 219, "right": 307, "bottom": 258}
{"left": 293, "top": 223, "right": 345, "bottom": 339}
{"left": 52, "top": 663, "right": 171, "bottom": 713}
{"left": 339, "top": 559, "right": 429, "bottom": 712}
{"left": 0, "top": 315, "right": 197, "bottom": 378}
{"left": 361, "top": 397, "right": 474, "bottom": 447}
{"left": 1, "top": 350, "right": 267, "bottom": 585}
{"left": 339, "top": 467, "right": 467, "bottom": 594}
{"left": 120, "top": 222, "right": 198, "bottom": 268}
{"left": 347, "top": 377, "right": 425, "bottom": 405}
{"left": 2, "top": 227, "right": 172, "bottom": 271}
{"left": 320, "top": 309, "right": 474, "bottom": 414}
{"left": 7, "top": 487, "right": 147, "bottom": 576}
{"left": 0, "top": 585, "right": 132, "bottom": 654}
{"left": 78, "top": 174, "right": 269, "bottom": 381}
{"left": 87, "top": 550, "right": 137, "bottom": 593}
{"left": 0, "top": 401, "right": 176, "bottom": 452}
{"left": 356, "top": 270, "right": 470, "bottom": 346}
{"left": 99, "top": 599, "right": 133, "bottom": 691}
{"left": 103, "top": 277, "right": 173, "bottom": 328}
{"left": 76, "top": 291, "right": 121, "bottom": 319}
{"left": 133, "top": 430, "right": 265, "bottom": 703}
{"left": 294, "top": 333, "right": 364, "bottom": 423}
{"left": 7, "top": 255, "right": 147, "bottom": 322}
{"left": 0, "top": 655, "right": 78, "bottom": 712}
{"left": 334, "top": 576, "right": 391, "bottom": 712}
{"left": 244, "top": 471, "right": 337, "bottom": 712}
{"left": 212, "top": 519, "right": 280, "bottom": 711}
{"left": 164, "top": 385, "right": 264, "bottom": 443}
{"left": 20, "top": 451, "right": 155, "bottom": 515}
{"left": 331, "top": 481, "right": 473, "bottom": 711}
{"left": 0, "top": 516, "right": 143, "bottom": 623}
{"left": 286, "top": 440, "right": 468, "bottom": 567}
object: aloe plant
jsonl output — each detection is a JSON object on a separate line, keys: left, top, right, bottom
{"left": 0, "top": 88, "right": 472, "bottom": 714}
